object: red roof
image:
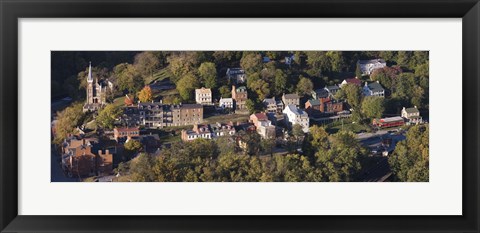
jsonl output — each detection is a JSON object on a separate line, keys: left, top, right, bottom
{"left": 253, "top": 113, "right": 268, "bottom": 121}
{"left": 344, "top": 78, "right": 362, "bottom": 86}
{"left": 115, "top": 127, "right": 139, "bottom": 132}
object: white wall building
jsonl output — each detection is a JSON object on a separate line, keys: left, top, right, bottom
{"left": 283, "top": 105, "right": 310, "bottom": 133}
{"left": 358, "top": 59, "right": 386, "bottom": 75}
{"left": 195, "top": 87, "right": 212, "bottom": 105}
{"left": 219, "top": 97, "right": 234, "bottom": 109}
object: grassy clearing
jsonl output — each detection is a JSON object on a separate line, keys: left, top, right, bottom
{"left": 325, "top": 120, "right": 370, "bottom": 134}
{"left": 112, "top": 96, "right": 126, "bottom": 108}
{"left": 203, "top": 113, "right": 249, "bottom": 124}
{"left": 146, "top": 68, "right": 173, "bottom": 84}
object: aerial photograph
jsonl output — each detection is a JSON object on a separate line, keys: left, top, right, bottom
{"left": 51, "top": 51, "right": 429, "bottom": 182}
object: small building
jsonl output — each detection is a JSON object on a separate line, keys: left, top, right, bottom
{"left": 283, "top": 105, "right": 309, "bottom": 133}
{"left": 263, "top": 97, "right": 283, "bottom": 114}
{"left": 232, "top": 85, "right": 248, "bottom": 111}
{"left": 226, "top": 68, "right": 246, "bottom": 84}
{"left": 305, "top": 99, "right": 322, "bottom": 117}
{"left": 401, "top": 106, "right": 423, "bottom": 125}
{"left": 363, "top": 81, "right": 385, "bottom": 97}
{"left": 282, "top": 93, "right": 300, "bottom": 108}
{"left": 219, "top": 97, "right": 234, "bottom": 109}
{"left": 181, "top": 124, "right": 212, "bottom": 141}
{"left": 324, "top": 85, "right": 340, "bottom": 95}
{"left": 372, "top": 116, "right": 405, "bottom": 129}
{"left": 195, "top": 87, "right": 212, "bottom": 105}
{"left": 319, "top": 98, "right": 344, "bottom": 114}
{"left": 209, "top": 122, "right": 236, "bottom": 138}
{"left": 138, "top": 102, "right": 203, "bottom": 128}
{"left": 113, "top": 127, "right": 140, "bottom": 142}
{"left": 340, "top": 77, "right": 362, "bottom": 88}
{"left": 311, "top": 88, "right": 330, "bottom": 100}
{"left": 250, "top": 112, "right": 276, "bottom": 139}
{"left": 358, "top": 59, "right": 387, "bottom": 75}
{"left": 263, "top": 98, "right": 277, "bottom": 113}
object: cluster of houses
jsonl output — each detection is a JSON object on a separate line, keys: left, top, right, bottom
{"left": 58, "top": 58, "right": 424, "bottom": 178}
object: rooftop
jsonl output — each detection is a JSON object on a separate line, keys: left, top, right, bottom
{"left": 367, "top": 82, "right": 385, "bottom": 92}
{"left": 307, "top": 99, "right": 321, "bottom": 106}
{"left": 358, "top": 59, "right": 386, "bottom": 65}
{"left": 404, "top": 107, "right": 420, "bottom": 114}
{"left": 283, "top": 93, "right": 299, "bottom": 99}
{"left": 285, "top": 104, "right": 308, "bottom": 117}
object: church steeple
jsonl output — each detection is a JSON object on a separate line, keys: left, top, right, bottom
{"left": 87, "top": 61, "right": 93, "bottom": 83}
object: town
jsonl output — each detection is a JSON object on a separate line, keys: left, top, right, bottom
{"left": 51, "top": 51, "right": 429, "bottom": 182}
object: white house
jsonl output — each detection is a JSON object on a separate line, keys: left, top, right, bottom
{"left": 219, "top": 97, "right": 234, "bottom": 109}
{"left": 358, "top": 59, "right": 386, "bottom": 75}
{"left": 401, "top": 106, "right": 423, "bottom": 125}
{"left": 283, "top": 105, "right": 309, "bottom": 133}
{"left": 195, "top": 87, "right": 212, "bottom": 105}
{"left": 363, "top": 81, "right": 385, "bottom": 97}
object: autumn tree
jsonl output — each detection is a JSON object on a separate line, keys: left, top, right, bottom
{"left": 137, "top": 85, "right": 153, "bottom": 103}
{"left": 167, "top": 52, "right": 199, "bottom": 82}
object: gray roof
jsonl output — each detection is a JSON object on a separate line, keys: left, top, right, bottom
{"left": 283, "top": 93, "right": 299, "bottom": 99}
{"left": 367, "top": 82, "right": 385, "bottom": 92}
{"left": 263, "top": 98, "right": 276, "bottom": 105}
{"left": 307, "top": 99, "right": 321, "bottom": 106}
{"left": 286, "top": 104, "right": 308, "bottom": 116}
{"left": 181, "top": 104, "right": 203, "bottom": 109}
{"left": 404, "top": 107, "right": 419, "bottom": 114}
{"left": 325, "top": 85, "right": 339, "bottom": 91}
{"left": 313, "top": 89, "right": 329, "bottom": 98}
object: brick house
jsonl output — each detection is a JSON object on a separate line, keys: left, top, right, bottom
{"left": 61, "top": 137, "right": 113, "bottom": 177}
{"left": 232, "top": 85, "right": 248, "bottom": 111}
{"left": 113, "top": 127, "right": 140, "bottom": 142}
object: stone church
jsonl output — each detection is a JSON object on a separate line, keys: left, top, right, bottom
{"left": 83, "top": 62, "right": 112, "bottom": 112}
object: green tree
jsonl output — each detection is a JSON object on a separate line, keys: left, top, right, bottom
{"left": 130, "top": 153, "right": 155, "bottom": 182}
{"left": 198, "top": 62, "right": 217, "bottom": 89}
{"left": 341, "top": 83, "right": 363, "bottom": 108}
{"left": 389, "top": 125, "right": 429, "bottom": 182}
{"left": 113, "top": 63, "right": 143, "bottom": 94}
{"left": 355, "top": 62, "right": 362, "bottom": 78}
{"left": 296, "top": 76, "right": 313, "bottom": 97}
{"left": 361, "top": 96, "right": 385, "bottom": 119}
{"left": 133, "top": 51, "right": 160, "bottom": 80}
{"left": 176, "top": 74, "right": 200, "bottom": 101}
{"left": 240, "top": 53, "right": 263, "bottom": 74}
{"left": 219, "top": 85, "right": 232, "bottom": 98}
{"left": 274, "top": 69, "right": 288, "bottom": 96}
{"left": 53, "top": 103, "right": 85, "bottom": 144}
{"left": 96, "top": 104, "right": 122, "bottom": 129}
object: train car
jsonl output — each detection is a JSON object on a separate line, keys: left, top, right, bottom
{"left": 372, "top": 116, "right": 405, "bottom": 129}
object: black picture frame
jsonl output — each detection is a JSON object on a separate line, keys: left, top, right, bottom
{"left": 1, "top": 0, "right": 479, "bottom": 232}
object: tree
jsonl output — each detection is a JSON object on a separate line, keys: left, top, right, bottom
{"left": 355, "top": 62, "right": 363, "bottom": 79}
{"left": 389, "top": 125, "right": 429, "bottom": 181}
{"left": 176, "top": 74, "right": 200, "bottom": 101}
{"left": 296, "top": 76, "right": 314, "bottom": 97}
{"left": 249, "top": 78, "right": 270, "bottom": 100}
{"left": 361, "top": 96, "right": 385, "bottom": 119}
{"left": 137, "top": 85, "right": 153, "bottom": 103}
{"left": 133, "top": 51, "right": 160, "bottom": 80}
{"left": 292, "top": 123, "right": 304, "bottom": 138}
{"left": 240, "top": 53, "right": 263, "bottom": 74}
{"left": 53, "top": 103, "right": 85, "bottom": 144}
{"left": 198, "top": 62, "right": 217, "bottom": 89}
{"left": 124, "top": 139, "right": 143, "bottom": 154}
{"left": 113, "top": 63, "right": 143, "bottom": 94}
{"left": 274, "top": 69, "right": 287, "bottom": 96}
{"left": 130, "top": 153, "right": 155, "bottom": 182}
{"left": 96, "top": 104, "right": 122, "bottom": 129}
{"left": 245, "top": 99, "right": 257, "bottom": 114}
{"left": 342, "top": 83, "right": 363, "bottom": 108}
{"left": 167, "top": 52, "right": 199, "bottom": 82}
{"left": 219, "top": 85, "right": 232, "bottom": 98}
{"left": 326, "top": 51, "right": 346, "bottom": 72}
